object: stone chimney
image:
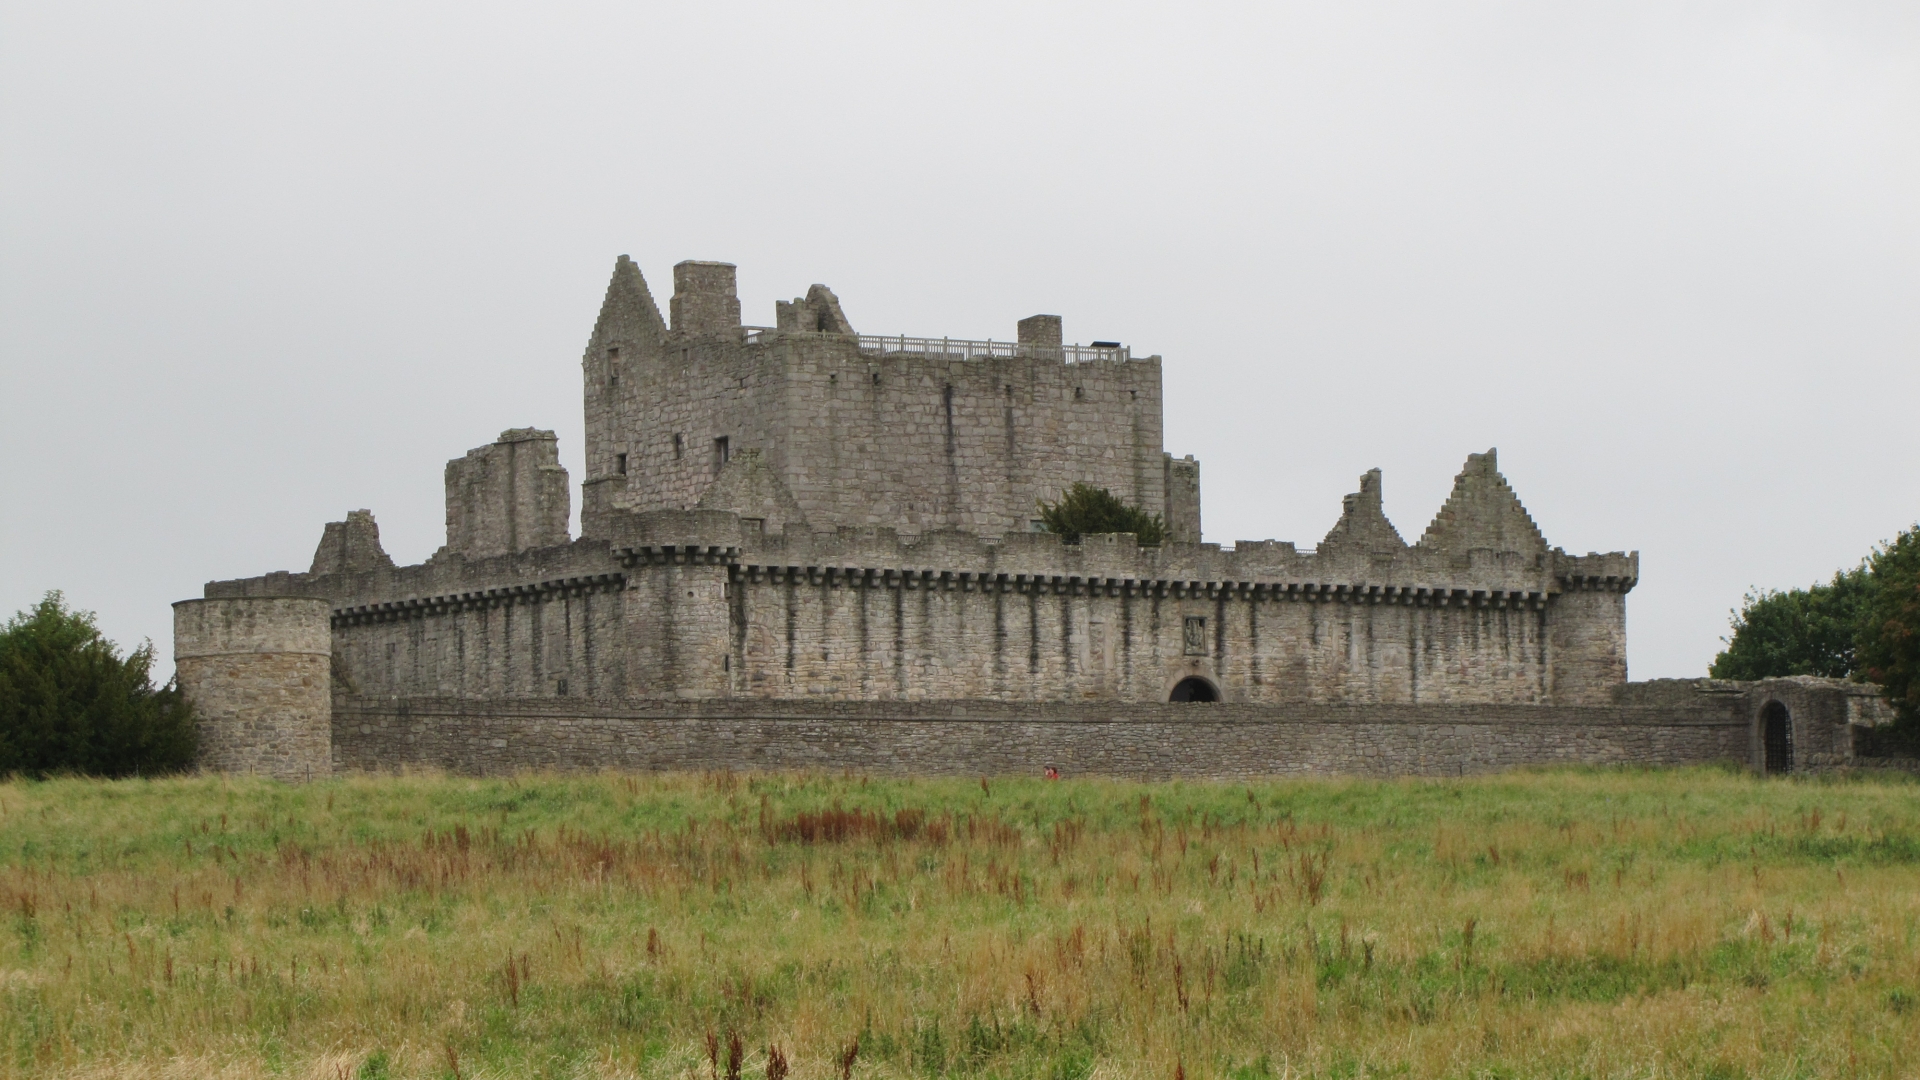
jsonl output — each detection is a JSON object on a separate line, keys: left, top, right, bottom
{"left": 1017, "top": 314, "right": 1063, "bottom": 347}
{"left": 671, "top": 260, "right": 742, "bottom": 335}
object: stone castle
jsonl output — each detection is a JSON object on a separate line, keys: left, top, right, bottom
{"left": 174, "top": 257, "right": 1891, "bottom": 780}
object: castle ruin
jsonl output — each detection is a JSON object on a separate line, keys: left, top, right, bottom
{"left": 174, "top": 257, "right": 1889, "bottom": 779}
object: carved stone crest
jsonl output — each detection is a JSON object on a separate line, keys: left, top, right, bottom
{"left": 1183, "top": 616, "right": 1207, "bottom": 656}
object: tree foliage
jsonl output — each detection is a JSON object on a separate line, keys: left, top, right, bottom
{"left": 0, "top": 592, "right": 196, "bottom": 777}
{"left": 1708, "top": 565, "right": 1877, "bottom": 680}
{"left": 1036, "top": 484, "right": 1166, "bottom": 546}
{"left": 1858, "top": 526, "right": 1920, "bottom": 728}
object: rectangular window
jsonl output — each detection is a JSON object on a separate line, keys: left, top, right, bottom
{"left": 608, "top": 373, "right": 619, "bottom": 386}
{"left": 673, "top": 433, "right": 684, "bottom": 459}
{"left": 608, "top": 346, "right": 620, "bottom": 359}
{"left": 616, "top": 452, "right": 628, "bottom": 475}
{"left": 713, "top": 436, "right": 730, "bottom": 474}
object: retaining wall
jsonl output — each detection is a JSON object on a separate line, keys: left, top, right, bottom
{"left": 332, "top": 696, "right": 1748, "bottom": 779}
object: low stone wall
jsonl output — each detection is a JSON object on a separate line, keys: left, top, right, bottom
{"left": 332, "top": 696, "right": 1748, "bottom": 779}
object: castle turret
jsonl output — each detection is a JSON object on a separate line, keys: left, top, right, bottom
{"left": 172, "top": 597, "right": 333, "bottom": 780}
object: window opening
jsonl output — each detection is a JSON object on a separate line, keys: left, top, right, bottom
{"left": 713, "top": 436, "right": 729, "bottom": 474}
{"left": 616, "top": 453, "right": 628, "bottom": 475}
{"left": 673, "top": 433, "right": 684, "bottom": 459}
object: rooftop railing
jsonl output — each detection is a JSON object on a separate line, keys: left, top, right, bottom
{"left": 741, "top": 327, "right": 1131, "bottom": 363}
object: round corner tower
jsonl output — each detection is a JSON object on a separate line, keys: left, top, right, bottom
{"left": 172, "top": 596, "right": 333, "bottom": 781}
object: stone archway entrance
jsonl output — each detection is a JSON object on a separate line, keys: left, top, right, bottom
{"left": 1169, "top": 676, "right": 1220, "bottom": 703}
{"left": 1762, "top": 700, "right": 1793, "bottom": 774}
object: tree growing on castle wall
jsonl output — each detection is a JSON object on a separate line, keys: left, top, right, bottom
{"left": 1036, "top": 484, "right": 1166, "bottom": 546}
{"left": 1857, "top": 525, "right": 1920, "bottom": 731}
{"left": 0, "top": 592, "right": 196, "bottom": 777}
{"left": 1709, "top": 564, "right": 1877, "bottom": 680}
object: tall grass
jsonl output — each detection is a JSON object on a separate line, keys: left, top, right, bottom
{"left": 1, "top": 767, "right": 1917, "bottom": 1078}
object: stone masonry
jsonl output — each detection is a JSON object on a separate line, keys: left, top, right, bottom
{"left": 173, "top": 597, "right": 332, "bottom": 781}
{"left": 174, "top": 253, "right": 1896, "bottom": 778}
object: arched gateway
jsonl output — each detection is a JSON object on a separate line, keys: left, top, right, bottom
{"left": 1169, "top": 677, "right": 1220, "bottom": 703}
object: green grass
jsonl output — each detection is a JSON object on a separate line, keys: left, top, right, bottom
{"left": 1, "top": 766, "right": 1917, "bottom": 1079}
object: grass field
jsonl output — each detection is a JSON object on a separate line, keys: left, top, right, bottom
{"left": 2, "top": 767, "right": 1918, "bottom": 1080}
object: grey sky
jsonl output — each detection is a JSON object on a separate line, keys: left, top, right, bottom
{"left": 3, "top": 2, "right": 1916, "bottom": 682}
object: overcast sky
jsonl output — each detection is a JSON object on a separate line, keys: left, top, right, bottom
{"left": 3, "top": 2, "right": 1916, "bottom": 682}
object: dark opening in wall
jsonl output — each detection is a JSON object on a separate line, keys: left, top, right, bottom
{"left": 608, "top": 346, "right": 620, "bottom": 359}
{"left": 1170, "top": 677, "right": 1219, "bottom": 703}
{"left": 609, "top": 373, "right": 619, "bottom": 386}
{"left": 673, "top": 434, "right": 684, "bottom": 459}
{"left": 1763, "top": 701, "right": 1793, "bottom": 774}
{"left": 616, "top": 453, "right": 628, "bottom": 475}
{"left": 713, "top": 436, "right": 729, "bottom": 474}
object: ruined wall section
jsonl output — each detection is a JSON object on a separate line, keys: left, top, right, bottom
{"left": 1164, "top": 455, "right": 1202, "bottom": 544}
{"left": 443, "top": 429, "right": 570, "bottom": 560}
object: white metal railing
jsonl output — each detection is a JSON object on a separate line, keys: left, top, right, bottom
{"left": 740, "top": 327, "right": 1129, "bottom": 363}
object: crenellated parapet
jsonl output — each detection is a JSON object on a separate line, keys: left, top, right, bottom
{"left": 1552, "top": 550, "right": 1640, "bottom": 592}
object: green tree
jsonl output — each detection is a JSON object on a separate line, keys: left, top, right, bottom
{"left": 1708, "top": 565, "right": 1878, "bottom": 680}
{"left": 0, "top": 592, "right": 196, "bottom": 777}
{"left": 1036, "top": 484, "right": 1166, "bottom": 546}
{"left": 1857, "top": 525, "right": 1920, "bottom": 729}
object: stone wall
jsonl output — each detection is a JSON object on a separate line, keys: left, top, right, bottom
{"left": 173, "top": 597, "right": 333, "bottom": 781}
{"left": 579, "top": 257, "right": 1176, "bottom": 539}
{"left": 331, "top": 695, "right": 1749, "bottom": 778}
{"left": 723, "top": 554, "right": 1570, "bottom": 705}
{"left": 443, "top": 429, "right": 570, "bottom": 560}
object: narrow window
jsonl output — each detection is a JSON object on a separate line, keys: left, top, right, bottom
{"left": 673, "top": 433, "right": 684, "bottom": 459}
{"left": 608, "top": 373, "right": 619, "bottom": 386}
{"left": 616, "top": 452, "right": 628, "bottom": 475}
{"left": 608, "top": 346, "right": 620, "bottom": 359}
{"left": 713, "top": 436, "right": 730, "bottom": 473}
{"left": 872, "top": 372, "right": 880, "bottom": 385}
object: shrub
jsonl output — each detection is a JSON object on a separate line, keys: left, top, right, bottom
{"left": 1709, "top": 565, "right": 1877, "bottom": 680}
{"left": 0, "top": 591, "right": 196, "bottom": 777}
{"left": 1036, "top": 484, "right": 1165, "bottom": 546}
{"left": 1858, "top": 526, "right": 1920, "bottom": 730}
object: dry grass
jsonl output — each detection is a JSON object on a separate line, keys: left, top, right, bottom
{"left": 1, "top": 766, "right": 1917, "bottom": 1079}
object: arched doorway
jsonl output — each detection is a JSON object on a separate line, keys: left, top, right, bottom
{"left": 1169, "top": 677, "right": 1219, "bottom": 703}
{"left": 1762, "top": 701, "right": 1793, "bottom": 774}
